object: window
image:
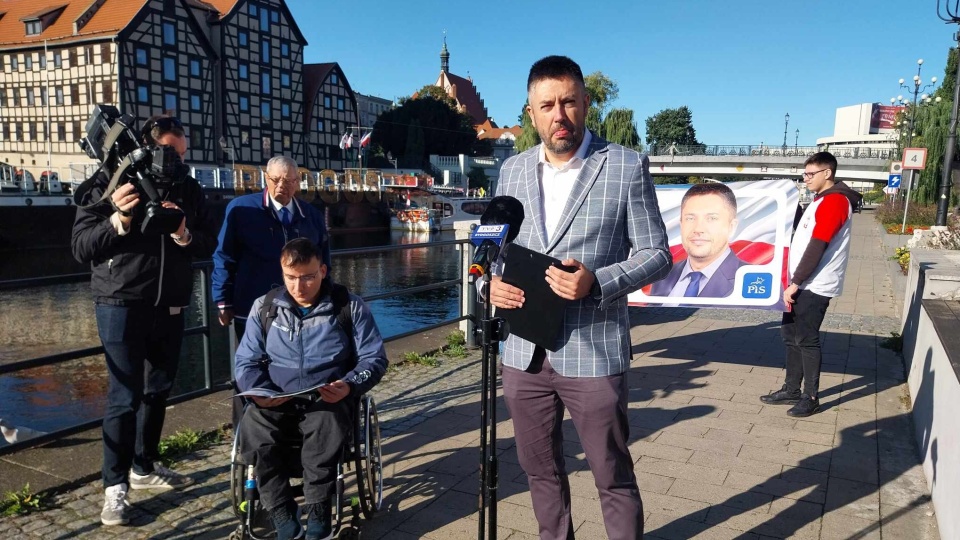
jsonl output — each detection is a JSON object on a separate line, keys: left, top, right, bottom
{"left": 271, "top": 10, "right": 278, "bottom": 23}
{"left": 0, "top": 89, "right": 5, "bottom": 108}
{"left": 25, "top": 21, "right": 41, "bottom": 36}
{"left": 261, "top": 39, "right": 270, "bottom": 63}
{"left": 26, "top": 88, "right": 35, "bottom": 106}
{"left": 39, "top": 87, "right": 46, "bottom": 106}
{"left": 137, "top": 85, "right": 149, "bottom": 103}
{"left": 190, "top": 58, "right": 200, "bottom": 77}
{"left": 331, "top": 121, "right": 338, "bottom": 134}
{"left": 239, "top": 96, "right": 249, "bottom": 111}
{"left": 260, "top": 9, "right": 269, "bottom": 31}
{"left": 25, "top": 55, "right": 32, "bottom": 70}
{"left": 73, "top": 121, "right": 82, "bottom": 142}
{"left": 55, "top": 87, "right": 63, "bottom": 105}
{"left": 57, "top": 124, "right": 65, "bottom": 141}
{"left": 10, "top": 56, "right": 17, "bottom": 70}
{"left": 191, "top": 127, "right": 203, "bottom": 149}
{"left": 282, "top": 103, "right": 289, "bottom": 118}
{"left": 261, "top": 101, "right": 270, "bottom": 120}
{"left": 136, "top": 48, "right": 148, "bottom": 65}
{"left": 280, "top": 72, "right": 290, "bottom": 87}
{"left": 84, "top": 46, "right": 93, "bottom": 64}
{"left": 12, "top": 88, "right": 19, "bottom": 106}
{"left": 330, "top": 73, "right": 337, "bottom": 84}
{"left": 316, "top": 119, "right": 324, "bottom": 132}
{"left": 261, "top": 72, "right": 270, "bottom": 93}
{"left": 53, "top": 52, "right": 61, "bottom": 68}
{"left": 283, "top": 135, "right": 290, "bottom": 149}
{"left": 1, "top": 124, "right": 8, "bottom": 141}
{"left": 29, "top": 123, "right": 37, "bottom": 140}
{"left": 190, "top": 94, "right": 200, "bottom": 110}
{"left": 239, "top": 31, "right": 248, "bottom": 46}
{"left": 163, "top": 22, "right": 176, "bottom": 45}
{"left": 239, "top": 62, "right": 248, "bottom": 79}
{"left": 164, "top": 93, "right": 177, "bottom": 112}
{"left": 39, "top": 54, "right": 46, "bottom": 69}
{"left": 102, "top": 82, "right": 113, "bottom": 102}
{"left": 281, "top": 42, "right": 289, "bottom": 57}
{"left": 70, "top": 84, "right": 79, "bottom": 105}
{"left": 241, "top": 130, "right": 249, "bottom": 144}
{"left": 16, "top": 123, "right": 23, "bottom": 141}
{"left": 323, "top": 95, "right": 331, "bottom": 108}
{"left": 101, "top": 43, "right": 111, "bottom": 64}
{"left": 163, "top": 57, "right": 176, "bottom": 81}
{"left": 249, "top": 3, "right": 258, "bottom": 16}
{"left": 337, "top": 97, "right": 344, "bottom": 110}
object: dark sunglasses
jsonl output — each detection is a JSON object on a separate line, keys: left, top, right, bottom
{"left": 145, "top": 116, "right": 183, "bottom": 132}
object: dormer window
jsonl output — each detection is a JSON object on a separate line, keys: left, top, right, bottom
{"left": 20, "top": 5, "right": 66, "bottom": 37}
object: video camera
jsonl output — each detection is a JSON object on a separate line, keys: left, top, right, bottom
{"left": 77, "top": 104, "right": 190, "bottom": 236}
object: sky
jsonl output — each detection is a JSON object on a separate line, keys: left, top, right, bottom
{"left": 287, "top": 0, "right": 957, "bottom": 147}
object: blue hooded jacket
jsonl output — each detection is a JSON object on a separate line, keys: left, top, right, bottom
{"left": 234, "top": 285, "right": 388, "bottom": 396}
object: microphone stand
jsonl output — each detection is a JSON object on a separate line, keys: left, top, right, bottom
{"left": 475, "top": 249, "right": 504, "bottom": 540}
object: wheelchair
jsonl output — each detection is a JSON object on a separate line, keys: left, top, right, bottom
{"left": 228, "top": 394, "right": 383, "bottom": 540}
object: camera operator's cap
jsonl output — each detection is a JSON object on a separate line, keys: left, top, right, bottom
{"left": 140, "top": 116, "right": 183, "bottom": 144}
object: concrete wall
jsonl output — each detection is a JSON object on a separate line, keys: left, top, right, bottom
{"left": 901, "top": 250, "right": 960, "bottom": 539}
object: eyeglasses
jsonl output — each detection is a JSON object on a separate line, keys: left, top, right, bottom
{"left": 283, "top": 270, "right": 321, "bottom": 284}
{"left": 266, "top": 175, "right": 299, "bottom": 185}
{"left": 141, "top": 116, "right": 183, "bottom": 142}
{"left": 801, "top": 168, "right": 829, "bottom": 179}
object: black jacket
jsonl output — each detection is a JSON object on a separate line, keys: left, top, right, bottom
{"left": 71, "top": 171, "right": 216, "bottom": 307}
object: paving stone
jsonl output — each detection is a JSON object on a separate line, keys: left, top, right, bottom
{"left": 824, "top": 477, "right": 880, "bottom": 521}
{"left": 635, "top": 456, "right": 729, "bottom": 486}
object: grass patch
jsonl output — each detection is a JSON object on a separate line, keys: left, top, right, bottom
{"left": 446, "top": 330, "right": 466, "bottom": 348}
{"left": 157, "top": 427, "right": 227, "bottom": 466}
{"left": 400, "top": 351, "right": 440, "bottom": 367}
{"left": 891, "top": 247, "right": 910, "bottom": 275}
{"left": 442, "top": 343, "right": 468, "bottom": 358}
{"left": 0, "top": 484, "right": 46, "bottom": 517}
{"left": 880, "top": 332, "right": 904, "bottom": 353}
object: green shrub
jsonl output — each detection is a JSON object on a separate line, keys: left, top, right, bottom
{"left": 400, "top": 351, "right": 440, "bottom": 367}
{"left": 446, "top": 330, "right": 466, "bottom": 348}
{"left": 157, "top": 427, "right": 226, "bottom": 466}
{"left": 874, "top": 199, "right": 936, "bottom": 228}
{"left": 0, "top": 484, "right": 45, "bottom": 516}
{"left": 443, "top": 343, "right": 468, "bottom": 358}
{"left": 862, "top": 190, "right": 885, "bottom": 204}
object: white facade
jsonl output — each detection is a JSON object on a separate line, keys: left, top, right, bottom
{"left": 428, "top": 154, "right": 500, "bottom": 192}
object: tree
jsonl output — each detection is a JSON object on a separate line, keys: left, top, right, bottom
{"left": 412, "top": 84, "right": 457, "bottom": 109}
{"left": 515, "top": 105, "right": 540, "bottom": 153}
{"left": 601, "top": 108, "right": 642, "bottom": 151}
{"left": 372, "top": 93, "right": 477, "bottom": 168}
{"left": 584, "top": 71, "right": 618, "bottom": 134}
{"left": 467, "top": 166, "right": 489, "bottom": 191}
{"left": 645, "top": 106, "right": 703, "bottom": 153}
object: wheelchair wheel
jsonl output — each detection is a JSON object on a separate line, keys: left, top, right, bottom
{"left": 354, "top": 395, "right": 383, "bottom": 518}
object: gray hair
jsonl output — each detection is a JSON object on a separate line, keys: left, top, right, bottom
{"left": 266, "top": 155, "right": 298, "bottom": 174}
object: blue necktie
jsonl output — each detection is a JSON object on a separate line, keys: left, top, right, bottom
{"left": 683, "top": 271, "right": 703, "bottom": 297}
{"left": 280, "top": 207, "right": 291, "bottom": 227}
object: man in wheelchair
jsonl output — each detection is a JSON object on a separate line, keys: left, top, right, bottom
{"left": 234, "top": 238, "right": 388, "bottom": 540}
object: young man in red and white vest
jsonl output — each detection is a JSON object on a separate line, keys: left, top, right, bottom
{"left": 761, "top": 152, "right": 863, "bottom": 417}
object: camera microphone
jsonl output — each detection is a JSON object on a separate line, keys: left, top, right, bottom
{"left": 468, "top": 195, "right": 524, "bottom": 281}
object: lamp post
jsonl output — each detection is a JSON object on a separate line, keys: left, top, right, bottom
{"left": 893, "top": 59, "right": 939, "bottom": 233}
{"left": 218, "top": 136, "right": 235, "bottom": 188}
{"left": 936, "top": 4, "right": 960, "bottom": 225}
{"left": 782, "top": 113, "right": 790, "bottom": 153}
{"left": 795, "top": 129, "right": 799, "bottom": 151}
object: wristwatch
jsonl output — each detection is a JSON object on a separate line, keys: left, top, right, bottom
{"left": 171, "top": 227, "right": 190, "bottom": 243}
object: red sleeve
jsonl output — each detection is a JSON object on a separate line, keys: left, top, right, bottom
{"left": 811, "top": 194, "right": 851, "bottom": 243}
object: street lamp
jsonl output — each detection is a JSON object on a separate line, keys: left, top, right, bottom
{"left": 935, "top": 3, "right": 960, "bottom": 225}
{"left": 795, "top": 128, "right": 799, "bottom": 151}
{"left": 782, "top": 113, "right": 790, "bottom": 152}
{"left": 386, "top": 151, "right": 398, "bottom": 172}
{"left": 893, "top": 58, "right": 939, "bottom": 232}
{"left": 218, "top": 136, "right": 235, "bottom": 186}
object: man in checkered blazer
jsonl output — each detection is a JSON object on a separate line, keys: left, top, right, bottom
{"left": 489, "top": 56, "right": 671, "bottom": 540}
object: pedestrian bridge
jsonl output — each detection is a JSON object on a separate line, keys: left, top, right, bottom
{"left": 647, "top": 144, "right": 891, "bottom": 183}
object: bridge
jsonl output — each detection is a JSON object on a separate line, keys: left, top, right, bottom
{"left": 647, "top": 144, "right": 892, "bottom": 183}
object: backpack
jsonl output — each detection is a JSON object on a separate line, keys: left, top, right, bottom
{"left": 258, "top": 282, "right": 355, "bottom": 363}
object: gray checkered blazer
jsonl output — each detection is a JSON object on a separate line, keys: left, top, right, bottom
{"left": 497, "top": 133, "right": 671, "bottom": 377}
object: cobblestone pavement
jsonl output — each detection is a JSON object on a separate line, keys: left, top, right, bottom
{"left": 0, "top": 212, "right": 941, "bottom": 539}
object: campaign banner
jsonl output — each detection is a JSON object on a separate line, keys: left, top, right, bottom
{"left": 871, "top": 104, "right": 903, "bottom": 132}
{"left": 628, "top": 179, "right": 799, "bottom": 311}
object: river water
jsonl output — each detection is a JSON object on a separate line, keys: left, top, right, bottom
{"left": 0, "top": 229, "right": 466, "bottom": 445}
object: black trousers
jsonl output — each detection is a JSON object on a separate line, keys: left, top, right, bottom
{"left": 781, "top": 289, "right": 831, "bottom": 398}
{"left": 231, "top": 318, "right": 248, "bottom": 430}
{"left": 239, "top": 399, "right": 351, "bottom": 511}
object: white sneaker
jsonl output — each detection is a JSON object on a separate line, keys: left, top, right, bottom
{"left": 100, "top": 483, "right": 130, "bottom": 526}
{"left": 129, "top": 463, "right": 195, "bottom": 490}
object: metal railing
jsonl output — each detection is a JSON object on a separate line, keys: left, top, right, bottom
{"left": 651, "top": 144, "right": 894, "bottom": 160}
{"left": 0, "top": 239, "right": 475, "bottom": 456}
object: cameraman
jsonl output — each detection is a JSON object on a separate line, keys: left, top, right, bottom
{"left": 71, "top": 114, "right": 216, "bottom": 527}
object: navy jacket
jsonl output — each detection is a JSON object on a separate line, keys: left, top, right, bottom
{"left": 649, "top": 250, "right": 747, "bottom": 298}
{"left": 212, "top": 192, "right": 331, "bottom": 319}
{"left": 234, "top": 286, "right": 388, "bottom": 396}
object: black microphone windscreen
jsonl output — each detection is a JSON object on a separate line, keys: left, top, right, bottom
{"left": 480, "top": 195, "right": 524, "bottom": 243}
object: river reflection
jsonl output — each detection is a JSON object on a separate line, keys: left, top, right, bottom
{"left": 0, "top": 229, "right": 467, "bottom": 444}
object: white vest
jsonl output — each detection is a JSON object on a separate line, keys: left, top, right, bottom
{"left": 788, "top": 194, "right": 852, "bottom": 298}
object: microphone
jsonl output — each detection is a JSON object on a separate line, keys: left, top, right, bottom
{"left": 468, "top": 195, "right": 525, "bottom": 280}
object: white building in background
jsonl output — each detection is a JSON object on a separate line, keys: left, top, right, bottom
{"left": 428, "top": 154, "right": 501, "bottom": 193}
{"left": 355, "top": 92, "right": 392, "bottom": 130}
{"left": 815, "top": 103, "right": 902, "bottom": 158}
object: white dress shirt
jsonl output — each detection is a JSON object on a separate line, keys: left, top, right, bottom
{"left": 538, "top": 131, "right": 592, "bottom": 244}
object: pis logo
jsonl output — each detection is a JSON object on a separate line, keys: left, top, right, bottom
{"left": 742, "top": 273, "right": 773, "bottom": 299}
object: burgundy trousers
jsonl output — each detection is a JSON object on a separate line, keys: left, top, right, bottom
{"left": 502, "top": 354, "right": 643, "bottom": 540}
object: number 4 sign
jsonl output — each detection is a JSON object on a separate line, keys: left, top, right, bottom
{"left": 902, "top": 148, "right": 928, "bottom": 170}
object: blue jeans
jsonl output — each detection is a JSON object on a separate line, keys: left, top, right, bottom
{"left": 96, "top": 303, "right": 184, "bottom": 488}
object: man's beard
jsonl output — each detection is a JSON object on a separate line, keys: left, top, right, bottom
{"left": 539, "top": 123, "right": 584, "bottom": 156}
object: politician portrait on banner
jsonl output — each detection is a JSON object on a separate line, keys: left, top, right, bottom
{"left": 629, "top": 179, "right": 799, "bottom": 311}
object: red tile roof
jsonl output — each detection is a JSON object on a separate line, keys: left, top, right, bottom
{"left": 438, "top": 70, "right": 491, "bottom": 126}
{"left": 0, "top": 0, "right": 149, "bottom": 48}
{"left": 476, "top": 119, "right": 522, "bottom": 140}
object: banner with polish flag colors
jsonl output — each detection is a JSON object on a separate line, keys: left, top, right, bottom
{"left": 359, "top": 131, "right": 372, "bottom": 148}
{"left": 338, "top": 133, "right": 349, "bottom": 150}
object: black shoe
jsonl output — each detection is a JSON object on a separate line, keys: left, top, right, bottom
{"left": 305, "top": 501, "right": 333, "bottom": 540}
{"left": 270, "top": 500, "right": 304, "bottom": 540}
{"left": 759, "top": 385, "right": 801, "bottom": 405}
{"left": 787, "top": 395, "right": 820, "bottom": 417}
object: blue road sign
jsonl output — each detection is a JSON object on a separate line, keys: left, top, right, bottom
{"left": 888, "top": 174, "right": 902, "bottom": 188}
